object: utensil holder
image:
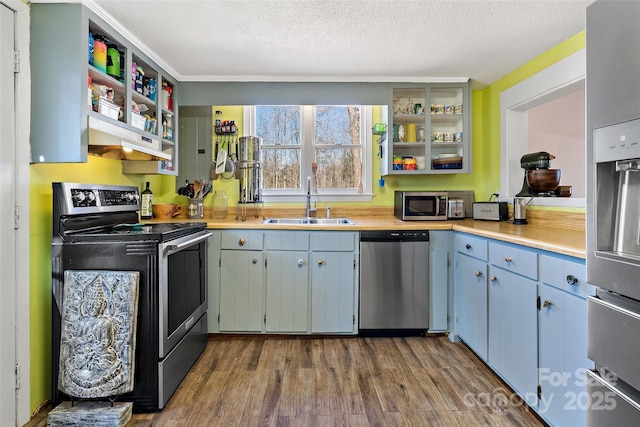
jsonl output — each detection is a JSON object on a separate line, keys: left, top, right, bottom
{"left": 188, "top": 198, "right": 204, "bottom": 219}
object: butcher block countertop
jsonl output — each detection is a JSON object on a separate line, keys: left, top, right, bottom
{"left": 183, "top": 207, "right": 586, "bottom": 259}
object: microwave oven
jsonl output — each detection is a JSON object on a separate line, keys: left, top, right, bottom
{"left": 394, "top": 191, "right": 448, "bottom": 220}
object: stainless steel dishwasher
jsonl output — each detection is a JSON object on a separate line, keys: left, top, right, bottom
{"left": 359, "top": 230, "right": 429, "bottom": 332}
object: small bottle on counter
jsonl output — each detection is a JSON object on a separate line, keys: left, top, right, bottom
{"left": 141, "top": 181, "right": 153, "bottom": 219}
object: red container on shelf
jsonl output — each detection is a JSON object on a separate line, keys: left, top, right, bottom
{"left": 403, "top": 158, "right": 417, "bottom": 170}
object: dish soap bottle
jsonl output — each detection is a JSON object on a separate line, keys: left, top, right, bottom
{"left": 212, "top": 191, "right": 228, "bottom": 219}
{"left": 141, "top": 181, "right": 153, "bottom": 219}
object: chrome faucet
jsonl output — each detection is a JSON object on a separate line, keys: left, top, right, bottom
{"left": 306, "top": 176, "right": 317, "bottom": 217}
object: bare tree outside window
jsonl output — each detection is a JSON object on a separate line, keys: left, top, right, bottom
{"left": 315, "top": 106, "right": 362, "bottom": 190}
{"left": 257, "top": 106, "right": 302, "bottom": 190}
{"left": 257, "top": 105, "right": 363, "bottom": 192}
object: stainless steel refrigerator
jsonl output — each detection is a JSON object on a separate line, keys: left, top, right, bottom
{"left": 587, "top": 1, "right": 640, "bottom": 424}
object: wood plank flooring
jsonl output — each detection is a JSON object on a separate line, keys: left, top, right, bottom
{"left": 26, "top": 335, "right": 547, "bottom": 427}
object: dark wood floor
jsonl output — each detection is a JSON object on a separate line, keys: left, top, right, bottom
{"left": 27, "top": 335, "right": 546, "bottom": 426}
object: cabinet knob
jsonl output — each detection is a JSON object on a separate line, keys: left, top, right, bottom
{"left": 566, "top": 274, "right": 578, "bottom": 285}
{"left": 542, "top": 300, "right": 553, "bottom": 308}
{"left": 239, "top": 238, "right": 246, "bottom": 246}
{"left": 252, "top": 258, "right": 257, "bottom": 264}
{"left": 504, "top": 256, "right": 513, "bottom": 263}
{"left": 474, "top": 270, "right": 483, "bottom": 277}
{"left": 490, "top": 275, "right": 497, "bottom": 282}
{"left": 318, "top": 259, "right": 325, "bottom": 266}
{"left": 298, "top": 259, "right": 304, "bottom": 267}
{"left": 465, "top": 244, "right": 471, "bottom": 250}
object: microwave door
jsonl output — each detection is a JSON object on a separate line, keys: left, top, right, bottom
{"left": 408, "top": 198, "right": 434, "bottom": 216}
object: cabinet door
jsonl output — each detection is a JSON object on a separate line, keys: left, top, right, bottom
{"left": 177, "top": 107, "right": 213, "bottom": 190}
{"left": 488, "top": 267, "right": 538, "bottom": 405}
{"left": 311, "top": 252, "right": 356, "bottom": 333}
{"left": 428, "top": 84, "right": 470, "bottom": 174}
{"left": 455, "top": 253, "right": 488, "bottom": 360}
{"left": 219, "top": 250, "right": 263, "bottom": 332}
{"left": 467, "top": 256, "right": 488, "bottom": 360}
{"left": 265, "top": 251, "right": 309, "bottom": 333}
{"left": 386, "top": 85, "right": 428, "bottom": 175}
{"left": 453, "top": 251, "right": 468, "bottom": 340}
{"left": 207, "top": 231, "right": 221, "bottom": 333}
{"left": 429, "top": 230, "right": 451, "bottom": 332}
{"left": 539, "top": 283, "right": 589, "bottom": 427}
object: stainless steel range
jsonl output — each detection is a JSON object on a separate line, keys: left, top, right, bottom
{"left": 51, "top": 182, "right": 211, "bottom": 412}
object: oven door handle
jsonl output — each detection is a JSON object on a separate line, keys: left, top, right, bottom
{"left": 164, "top": 231, "right": 213, "bottom": 255}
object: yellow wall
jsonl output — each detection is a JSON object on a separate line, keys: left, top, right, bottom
{"left": 27, "top": 31, "right": 586, "bottom": 413}
{"left": 28, "top": 158, "right": 158, "bottom": 411}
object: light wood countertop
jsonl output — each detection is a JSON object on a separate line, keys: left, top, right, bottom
{"left": 450, "top": 219, "right": 585, "bottom": 259}
{"left": 151, "top": 214, "right": 584, "bottom": 259}
{"left": 212, "top": 219, "right": 584, "bottom": 258}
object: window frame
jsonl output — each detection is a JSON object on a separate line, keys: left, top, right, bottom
{"left": 244, "top": 105, "right": 373, "bottom": 203}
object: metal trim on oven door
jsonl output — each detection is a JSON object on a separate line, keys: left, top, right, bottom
{"left": 158, "top": 230, "right": 212, "bottom": 358}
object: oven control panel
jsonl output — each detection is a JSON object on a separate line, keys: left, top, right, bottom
{"left": 70, "top": 188, "right": 139, "bottom": 208}
{"left": 54, "top": 182, "right": 141, "bottom": 215}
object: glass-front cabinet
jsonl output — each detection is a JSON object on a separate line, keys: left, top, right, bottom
{"left": 382, "top": 82, "right": 471, "bottom": 175}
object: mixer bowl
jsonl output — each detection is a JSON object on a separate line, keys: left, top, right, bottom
{"left": 526, "top": 169, "right": 561, "bottom": 192}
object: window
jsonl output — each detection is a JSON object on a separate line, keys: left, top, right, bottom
{"left": 246, "top": 105, "right": 373, "bottom": 202}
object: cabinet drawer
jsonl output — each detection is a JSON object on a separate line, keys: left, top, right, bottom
{"left": 454, "top": 233, "right": 488, "bottom": 261}
{"left": 586, "top": 370, "right": 640, "bottom": 426}
{"left": 588, "top": 294, "right": 640, "bottom": 393}
{"left": 312, "top": 232, "right": 357, "bottom": 252}
{"left": 489, "top": 241, "right": 538, "bottom": 279}
{"left": 539, "top": 254, "right": 591, "bottom": 298}
{"left": 265, "top": 231, "right": 310, "bottom": 251}
{"left": 221, "top": 230, "right": 264, "bottom": 250}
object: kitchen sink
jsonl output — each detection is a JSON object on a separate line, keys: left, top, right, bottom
{"left": 262, "top": 217, "right": 355, "bottom": 225}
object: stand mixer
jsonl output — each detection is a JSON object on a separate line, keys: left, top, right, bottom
{"left": 516, "top": 151, "right": 561, "bottom": 197}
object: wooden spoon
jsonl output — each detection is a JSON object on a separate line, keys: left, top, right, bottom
{"left": 193, "top": 180, "right": 202, "bottom": 198}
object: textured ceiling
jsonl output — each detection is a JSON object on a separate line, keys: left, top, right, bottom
{"left": 84, "top": 0, "right": 593, "bottom": 88}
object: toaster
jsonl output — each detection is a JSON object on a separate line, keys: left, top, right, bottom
{"left": 447, "top": 199, "right": 465, "bottom": 219}
{"left": 472, "top": 202, "right": 509, "bottom": 221}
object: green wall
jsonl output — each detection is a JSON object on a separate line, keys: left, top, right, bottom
{"left": 27, "top": 31, "right": 585, "bottom": 414}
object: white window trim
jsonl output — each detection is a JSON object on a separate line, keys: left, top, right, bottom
{"left": 243, "top": 105, "right": 373, "bottom": 203}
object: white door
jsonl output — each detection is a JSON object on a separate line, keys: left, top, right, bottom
{"left": 0, "top": 2, "right": 17, "bottom": 423}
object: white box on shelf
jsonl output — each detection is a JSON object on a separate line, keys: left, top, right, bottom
{"left": 98, "top": 97, "right": 120, "bottom": 121}
{"left": 131, "top": 112, "right": 146, "bottom": 131}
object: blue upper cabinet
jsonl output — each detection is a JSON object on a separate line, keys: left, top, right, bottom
{"left": 30, "top": 3, "right": 178, "bottom": 174}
